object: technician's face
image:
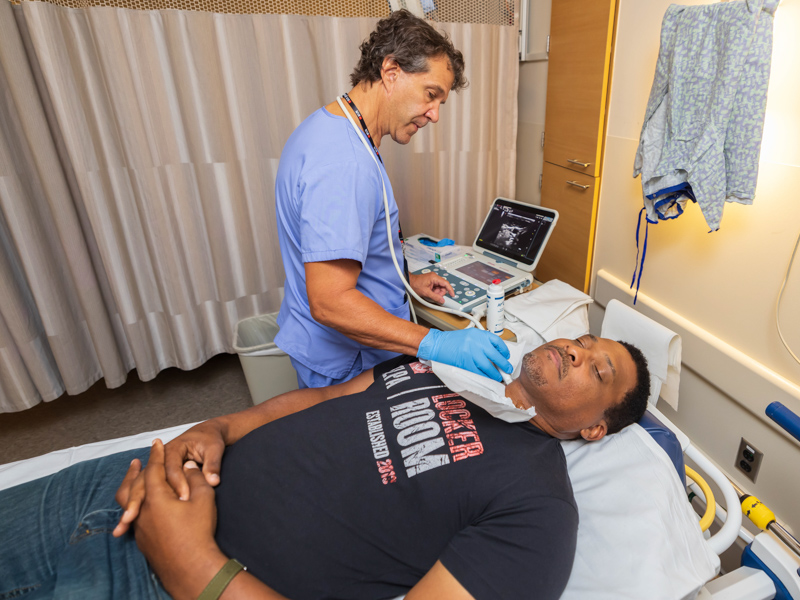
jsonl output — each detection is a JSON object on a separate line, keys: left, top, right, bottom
{"left": 386, "top": 54, "right": 454, "bottom": 144}
{"left": 520, "top": 335, "right": 637, "bottom": 440}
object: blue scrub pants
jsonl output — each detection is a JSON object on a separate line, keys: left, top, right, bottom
{"left": 293, "top": 347, "right": 402, "bottom": 389}
{"left": 0, "top": 448, "right": 171, "bottom": 600}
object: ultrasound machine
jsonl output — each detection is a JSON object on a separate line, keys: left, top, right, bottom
{"left": 410, "top": 197, "right": 558, "bottom": 313}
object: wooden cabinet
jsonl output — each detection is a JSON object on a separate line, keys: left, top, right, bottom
{"left": 537, "top": 163, "right": 597, "bottom": 289}
{"left": 536, "top": 0, "right": 617, "bottom": 292}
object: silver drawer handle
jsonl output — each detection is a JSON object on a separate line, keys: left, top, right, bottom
{"left": 567, "top": 159, "right": 591, "bottom": 168}
{"left": 566, "top": 180, "right": 590, "bottom": 190}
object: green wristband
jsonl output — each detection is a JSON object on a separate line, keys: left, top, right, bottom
{"left": 197, "top": 558, "right": 246, "bottom": 600}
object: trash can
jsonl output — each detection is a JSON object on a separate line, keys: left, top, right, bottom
{"left": 233, "top": 313, "right": 298, "bottom": 405}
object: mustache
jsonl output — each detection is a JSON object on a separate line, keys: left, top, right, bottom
{"left": 546, "top": 344, "right": 570, "bottom": 379}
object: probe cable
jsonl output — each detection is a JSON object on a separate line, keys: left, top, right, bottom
{"left": 335, "top": 96, "right": 486, "bottom": 331}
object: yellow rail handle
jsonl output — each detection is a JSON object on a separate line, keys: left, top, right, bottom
{"left": 686, "top": 465, "right": 715, "bottom": 531}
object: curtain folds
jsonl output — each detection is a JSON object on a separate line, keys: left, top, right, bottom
{"left": 0, "top": 0, "right": 518, "bottom": 412}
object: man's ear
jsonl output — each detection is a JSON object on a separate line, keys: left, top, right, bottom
{"left": 580, "top": 421, "right": 608, "bottom": 442}
{"left": 381, "top": 56, "right": 401, "bottom": 91}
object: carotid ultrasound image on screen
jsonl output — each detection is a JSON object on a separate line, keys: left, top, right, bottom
{"left": 492, "top": 222, "right": 533, "bottom": 256}
{"left": 477, "top": 201, "right": 554, "bottom": 264}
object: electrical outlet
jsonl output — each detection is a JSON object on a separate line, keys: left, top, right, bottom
{"left": 735, "top": 438, "right": 764, "bottom": 483}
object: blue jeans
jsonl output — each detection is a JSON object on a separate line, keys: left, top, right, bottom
{"left": 0, "top": 448, "right": 171, "bottom": 600}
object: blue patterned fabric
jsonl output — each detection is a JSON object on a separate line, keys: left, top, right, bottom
{"left": 633, "top": 0, "right": 778, "bottom": 231}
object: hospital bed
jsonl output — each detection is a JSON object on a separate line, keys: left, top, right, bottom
{"left": 1, "top": 301, "right": 798, "bottom": 600}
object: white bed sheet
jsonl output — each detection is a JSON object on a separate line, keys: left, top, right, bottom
{"left": 0, "top": 418, "right": 719, "bottom": 599}
{"left": 0, "top": 423, "right": 198, "bottom": 491}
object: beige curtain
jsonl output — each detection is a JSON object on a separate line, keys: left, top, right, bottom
{"left": 0, "top": 0, "right": 518, "bottom": 412}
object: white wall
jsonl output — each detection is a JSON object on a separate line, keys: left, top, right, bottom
{"left": 593, "top": 0, "right": 800, "bottom": 534}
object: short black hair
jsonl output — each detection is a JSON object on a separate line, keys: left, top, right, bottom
{"left": 603, "top": 341, "right": 650, "bottom": 435}
{"left": 350, "top": 9, "right": 467, "bottom": 92}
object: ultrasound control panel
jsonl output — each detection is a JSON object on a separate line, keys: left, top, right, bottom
{"left": 414, "top": 264, "right": 487, "bottom": 312}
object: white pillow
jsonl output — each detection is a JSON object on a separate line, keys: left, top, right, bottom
{"left": 560, "top": 424, "right": 720, "bottom": 600}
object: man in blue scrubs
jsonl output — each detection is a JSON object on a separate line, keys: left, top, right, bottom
{"left": 274, "top": 10, "right": 513, "bottom": 388}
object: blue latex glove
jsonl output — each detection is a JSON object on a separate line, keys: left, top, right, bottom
{"left": 417, "top": 329, "right": 512, "bottom": 382}
{"left": 418, "top": 237, "right": 455, "bottom": 247}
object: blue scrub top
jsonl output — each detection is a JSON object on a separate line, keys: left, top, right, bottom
{"left": 274, "top": 107, "right": 409, "bottom": 386}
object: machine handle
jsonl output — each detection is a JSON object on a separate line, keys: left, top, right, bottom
{"left": 766, "top": 401, "right": 800, "bottom": 443}
{"left": 566, "top": 180, "right": 590, "bottom": 190}
{"left": 567, "top": 158, "right": 591, "bottom": 168}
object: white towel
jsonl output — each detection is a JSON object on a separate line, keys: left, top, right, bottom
{"left": 432, "top": 342, "right": 537, "bottom": 423}
{"left": 505, "top": 280, "right": 593, "bottom": 342}
{"left": 600, "top": 299, "right": 682, "bottom": 410}
{"left": 435, "top": 281, "right": 595, "bottom": 423}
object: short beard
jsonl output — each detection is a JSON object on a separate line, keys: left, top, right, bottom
{"left": 522, "top": 352, "right": 547, "bottom": 386}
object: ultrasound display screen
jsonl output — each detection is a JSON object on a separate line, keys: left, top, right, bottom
{"left": 475, "top": 199, "right": 557, "bottom": 265}
{"left": 455, "top": 262, "right": 515, "bottom": 286}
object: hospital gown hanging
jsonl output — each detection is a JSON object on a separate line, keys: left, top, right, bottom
{"left": 633, "top": 0, "right": 778, "bottom": 231}
{"left": 629, "top": 0, "right": 778, "bottom": 302}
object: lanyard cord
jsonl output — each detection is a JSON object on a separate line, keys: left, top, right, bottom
{"left": 342, "top": 92, "right": 382, "bottom": 164}
{"left": 341, "top": 93, "right": 406, "bottom": 275}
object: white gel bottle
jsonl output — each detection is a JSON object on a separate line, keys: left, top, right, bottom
{"left": 486, "top": 278, "right": 505, "bottom": 335}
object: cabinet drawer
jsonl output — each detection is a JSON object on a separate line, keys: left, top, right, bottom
{"left": 536, "top": 163, "right": 598, "bottom": 292}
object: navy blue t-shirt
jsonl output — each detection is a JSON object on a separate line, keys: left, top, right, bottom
{"left": 214, "top": 356, "right": 578, "bottom": 600}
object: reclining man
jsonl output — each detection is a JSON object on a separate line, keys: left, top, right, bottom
{"left": 0, "top": 335, "right": 649, "bottom": 600}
